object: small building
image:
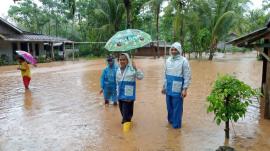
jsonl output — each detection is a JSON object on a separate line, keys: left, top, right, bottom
{"left": 228, "top": 20, "right": 270, "bottom": 119}
{"left": 135, "top": 42, "right": 171, "bottom": 57}
{"left": 0, "top": 17, "right": 73, "bottom": 63}
{"left": 217, "top": 32, "right": 238, "bottom": 51}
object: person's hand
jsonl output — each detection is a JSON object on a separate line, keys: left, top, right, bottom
{"left": 99, "top": 89, "right": 103, "bottom": 94}
{"left": 161, "top": 88, "right": 166, "bottom": 95}
{"left": 132, "top": 60, "right": 137, "bottom": 70}
{"left": 181, "top": 89, "right": 187, "bottom": 98}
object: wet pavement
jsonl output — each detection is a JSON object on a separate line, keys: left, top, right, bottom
{"left": 0, "top": 51, "right": 269, "bottom": 151}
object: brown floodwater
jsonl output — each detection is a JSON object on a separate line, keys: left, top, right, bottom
{"left": 0, "top": 51, "right": 269, "bottom": 151}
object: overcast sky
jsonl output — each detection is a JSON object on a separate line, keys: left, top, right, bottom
{"left": 0, "top": 0, "right": 264, "bottom": 18}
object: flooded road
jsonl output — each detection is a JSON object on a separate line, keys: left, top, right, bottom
{"left": 0, "top": 52, "right": 269, "bottom": 151}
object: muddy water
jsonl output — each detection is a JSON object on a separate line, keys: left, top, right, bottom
{"left": 0, "top": 52, "right": 269, "bottom": 151}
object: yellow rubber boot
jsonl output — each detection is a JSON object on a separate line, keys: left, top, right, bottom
{"left": 123, "top": 122, "right": 132, "bottom": 132}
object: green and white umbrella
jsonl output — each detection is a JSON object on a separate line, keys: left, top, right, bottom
{"left": 105, "top": 29, "right": 152, "bottom": 52}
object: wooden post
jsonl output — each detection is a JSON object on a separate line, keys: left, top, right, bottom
{"left": 265, "top": 39, "right": 270, "bottom": 119}
{"left": 27, "top": 42, "right": 30, "bottom": 52}
{"left": 72, "top": 42, "right": 75, "bottom": 61}
{"left": 17, "top": 42, "right": 20, "bottom": 50}
{"left": 63, "top": 42, "right": 65, "bottom": 60}
{"left": 262, "top": 48, "right": 267, "bottom": 94}
{"left": 51, "top": 42, "right": 55, "bottom": 60}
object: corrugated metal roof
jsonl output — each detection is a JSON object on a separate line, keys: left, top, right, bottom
{"left": 0, "top": 17, "right": 73, "bottom": 43}
{"left": 0, "top": 17, "right": 23, "bottom": 34}
{"left": 227, "top": 19, "right": 270, "bottom": 48}
{"left": 2, "top": 34, "right": 73, "bottom": 43}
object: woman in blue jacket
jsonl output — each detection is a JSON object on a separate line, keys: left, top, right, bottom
{"left": 162, "top": 42, "right": 191, "bottom": 129}
{"left": 116, "top": 53, "right": 144, "bottom": 132}
{"left": 100, "top": 55, "right": 118, "bottom": 105}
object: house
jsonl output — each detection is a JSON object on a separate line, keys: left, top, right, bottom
{"left": 0, "top": 17, "right": 73, "bottom": 63}
{"left": 228, "top": 19, "right": 270, "bottom": 119}
{"left": 135, "top": 42, "right": 171, "bottom": 57}
{"left": 217, "top": 32, "right": 238, "bottom": 51}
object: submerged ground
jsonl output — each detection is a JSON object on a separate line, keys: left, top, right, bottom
{"left": 0, "top": 52, "right": 269, "bottom": 151}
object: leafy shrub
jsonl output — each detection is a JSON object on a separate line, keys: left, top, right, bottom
{"left": 207, "top": 74, "right": 259, "bottom": 138}
{"left": 0, "top": 54, "right": 9, "bottom": 65}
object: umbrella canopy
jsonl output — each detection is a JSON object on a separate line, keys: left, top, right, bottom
{"left": 16, "top": 50, "right": 37, "bottom": 65}
{"left": 105, "top": 29, "right": 152, "bottom": 52}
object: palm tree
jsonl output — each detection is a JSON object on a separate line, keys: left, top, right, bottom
{"left": 91, "top": 0, "right": 125, "bottom": 40}
{"left": 123, "top": 0, "right": 131, "bottom": 28}
{"left": 145, "top": 0, "right": 164, "bottom": 58}
{"left": 171, "top": 0, "right": 191, "bottom": 56}
{"left": 195, "top": 0, "right": 236, "bottom": 60}
{"left": 209, "top": 11, "right": 234, "bottom": 60}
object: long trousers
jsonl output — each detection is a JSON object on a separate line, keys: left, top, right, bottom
{"left": 118, "top": 100, "right": 134, "bottom": 124}
{"left": 23, "top": 76, "right": 31, "bottom": 89}
{"left": 166, "top": 95, "right": 183, "bottom": 128}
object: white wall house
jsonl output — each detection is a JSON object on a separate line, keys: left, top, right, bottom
{"left": 0, "top": 17, "right": 73, "bottom": 63}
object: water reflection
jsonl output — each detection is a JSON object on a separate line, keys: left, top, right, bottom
{"left": 24, "top": 90, "right": 32, "bottom": 110}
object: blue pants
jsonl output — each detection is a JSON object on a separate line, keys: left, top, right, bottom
{"left": 166, "top": 95, "right": 183, "bottom": 128}
{"left": 103, "top": 87, "right": 117, "bottom": 102}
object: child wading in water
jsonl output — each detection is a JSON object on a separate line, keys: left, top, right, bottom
{"left": 116, "top": 53, "right": 144, "bottom": 132}
{"left": 100, "top": 55, "right": 118, "bottom": 105}
{"left": 17, "top": 56, "right": 31, "bottom": 89}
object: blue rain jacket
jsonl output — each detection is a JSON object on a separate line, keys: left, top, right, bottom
{"left": 100, "top": 61, "right": 118, "bottom": 102}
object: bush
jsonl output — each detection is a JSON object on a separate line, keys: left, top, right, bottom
{"left": 37, "top": 56, "right": 47, "bottom": 63}
{"left": 0, "top": 54, "right": 9, "bottom": 65}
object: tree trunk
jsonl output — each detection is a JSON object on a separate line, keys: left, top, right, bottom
{"left": 124, "top": 0, "right": 131, "bottom": 29}
{"left": 156, "top": 7, "right": 160, "bottom": 58}
{"left": 209, "top": 44, "right": 216, "bottom": 60}
{"left": 225, "top": 120, "right": 229, "bottom": 139}
{"left": 209, "top": 51, "right": 214, "bottom": 60}
{"left": 225, "top": 99, "right": 230, "bottom": 139}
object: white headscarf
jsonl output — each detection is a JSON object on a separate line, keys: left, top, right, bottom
{"left": 121, "top": 53, "right": 132, "bottom": 67}
{"left": 169, "top": 42, "right": 182, "bottom": 56}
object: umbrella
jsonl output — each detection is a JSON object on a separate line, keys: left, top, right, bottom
{"left": 16, "top": 50, "right": 37, "bottom": 65}
{"left": 105, "top": 29, "right": 152, "bottom": 52}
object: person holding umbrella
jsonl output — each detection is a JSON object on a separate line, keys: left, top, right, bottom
{"left": 117, "top": 53, "right": 144, "bottom": 132}
{"left": 100, "top": 54, "right": 118, "bottom": 105}
{"left": 162, "top": 42, "right": 191, "bottom": 129}
{"left": 104, "top": 29, "right": 150, "bottom": 132}
{"left": 16, "top": 56, "right": 32, "bottom": 89}
{"left": 16, "top": 50, "right": 37, "bottom": 90}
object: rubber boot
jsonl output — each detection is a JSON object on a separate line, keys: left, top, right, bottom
{"left": 123, "top": 122, "right": 132, "bottom": 132}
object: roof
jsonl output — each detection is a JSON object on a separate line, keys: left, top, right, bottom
{"left": 0, "top": 17, "right": 23, "bottom": 34}
{"left": 0, "top": 34, "right": 72, "bottom": 43}
{"left": 227, "top": 19, "right": 270, "bottom": 48}
{"left": 142, "top": 42, "right": 172, "bottom": 48}
{"left": 0, "top": 17, "right": 72, "bottom": 43}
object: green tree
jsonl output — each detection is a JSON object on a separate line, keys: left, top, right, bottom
{"left": 207, "top": 75, "right": 258, "bottom": 139}
{"left": 144, "top": 0, "right": 164, "bottom": 58}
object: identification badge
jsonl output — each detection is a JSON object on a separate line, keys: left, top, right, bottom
{"left": 172, "top": 81, "right": 182, "bottom": 93}
{"left": 124, "top": 85, "right": 134, "bottom": 96}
